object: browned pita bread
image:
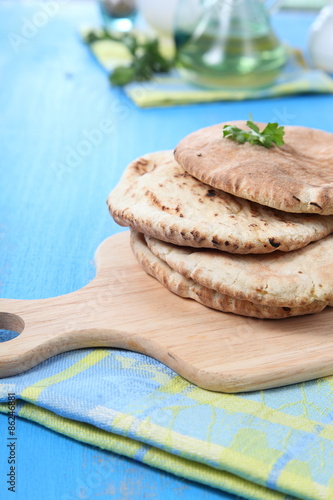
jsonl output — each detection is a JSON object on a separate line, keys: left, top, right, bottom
{"left": 108, "top": 151, "right": 333, "bottom": 254}
{"left": 130, "top": 231, "right": 327, "bottom": 319}
{"left": 174, "top": 121, "right": 333, "bottom": 214}
{"left": 144, "top": 232, "right": 333, "bottom": 308}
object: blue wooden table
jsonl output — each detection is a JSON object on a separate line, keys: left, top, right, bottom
{"left": 1, "top": 2, "right": 333, "bottom": 499}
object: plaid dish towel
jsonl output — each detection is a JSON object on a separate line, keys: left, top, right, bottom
{"left": 84, "top": 33, "right": 333, "bottom": 107}
{"left": 1, "top": 346, "right": 333, "bottom": 500}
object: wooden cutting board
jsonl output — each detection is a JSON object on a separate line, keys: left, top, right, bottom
{"left": 1, "top": 231, "right": 333, "bottom": 393}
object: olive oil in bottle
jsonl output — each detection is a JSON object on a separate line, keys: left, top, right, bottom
{"left": 175, "top": 0, "right": 287, "bottom": 89}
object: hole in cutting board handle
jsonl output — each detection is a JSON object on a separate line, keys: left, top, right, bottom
{"left": 0, "top": 312, "right": 24, "bottom": 343}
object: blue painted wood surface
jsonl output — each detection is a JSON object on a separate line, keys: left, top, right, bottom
{"left": 0, "top": 2, "right": 332, "bottom": 499}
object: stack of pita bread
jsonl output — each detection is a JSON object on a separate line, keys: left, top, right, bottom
{"left": 108, "top": 121, "right": 333, "bottom": 319}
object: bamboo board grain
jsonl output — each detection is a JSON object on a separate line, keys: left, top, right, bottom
{"left": 1, "top": 231, "right": 333, "bottom": 393}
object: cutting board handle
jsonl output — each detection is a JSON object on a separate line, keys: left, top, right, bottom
{"left": 0, "top": 236, "right": 133, "bottom": 377}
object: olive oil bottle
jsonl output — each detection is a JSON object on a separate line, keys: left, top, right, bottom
{"left": 175, "top": 0, "right": 287, "bottom": 89}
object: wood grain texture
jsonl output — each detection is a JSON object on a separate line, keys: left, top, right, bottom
{"left": 1, "top": 231, "right": 333, "bottom": 393}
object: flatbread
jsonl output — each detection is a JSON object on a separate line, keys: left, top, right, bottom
{"left": 144, "top": 232, "right": 333, "bottom": 308}
{"left": 174, "top": 121, "right": 333, "bottom": 214}
{"left": 108, "top": 151, "right": 333, "bottom": 254}
{"left": 130, "top": 231, "right": 327, "bottom": 319}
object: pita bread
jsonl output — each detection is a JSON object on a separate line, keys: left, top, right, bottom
{"left": 108, "top": 151, "right": 333, "bottom": 254}
{"left": 130, "top": 231, "right": 327, "bottom": 319}
{"left": 174, "top": 121, "right": 333, "bottom": 214}
{"left": 144, "top": 232, "right": 333, "bottom": 308}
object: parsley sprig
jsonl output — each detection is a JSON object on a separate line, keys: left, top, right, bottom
{"left": 84, "top": 30, "right": 174, "bottom": 86}
{"left": 223, "top": 119, "right": 285, "bottom": 148}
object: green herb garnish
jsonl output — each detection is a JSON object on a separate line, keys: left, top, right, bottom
{"left": 84, "top": 30, "right": 174, "bottom": 86}
{"left": 223, "top": 118, "right": 285, "bottom": 148}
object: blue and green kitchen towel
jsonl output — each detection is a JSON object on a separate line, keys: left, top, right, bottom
{"left": 84, "top": 32, "right": 333, "bottom": 107}
{"left": 1, "top": 345, "right": 333, "bottom": 500}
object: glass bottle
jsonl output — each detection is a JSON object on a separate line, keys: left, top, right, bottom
{"left": 175, "top": 0, "right": 287, "bottom": 89}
